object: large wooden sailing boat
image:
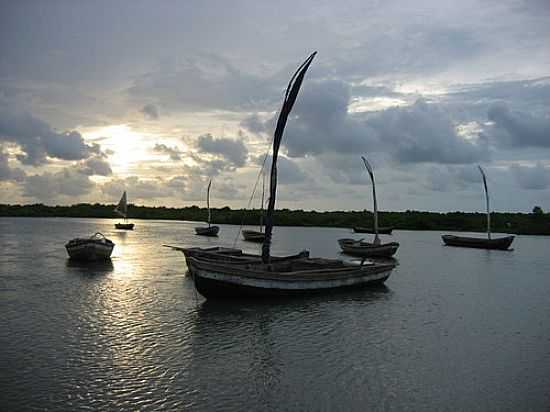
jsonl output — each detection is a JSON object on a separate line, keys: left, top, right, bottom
{"left": 178, "top": 52, "right": 396, "bottom": 299}
{"left": 195, "top": 179, "right": 220, "bottom": 236}
{"left": 114, "top": 191, "right": 135, "bottom": 230}
{"left": 442, "top": 166, "right": 514, "bottom": 250}
{"left": 338, "top": 157, "right": 399, "bottom": 258}
{"left": 242, "top": 171, "right": 266, "bottom": 243}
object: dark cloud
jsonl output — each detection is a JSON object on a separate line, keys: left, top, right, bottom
{"left": 254, "top": 155, "right": 307, "bottom": 185}
{"left": 153, "top": 143, "right": 182, "bottom": 161}
{"left": 0, "top": 108, "right": 102, "bottom": 165}
{"left": 196, "top": 133, "right": 248, "bottom": 167}
{"left": 488, "top": 102, "right": 550, "bottom": 148}
{"left": 141, "top": 103, "right": 159, "bottom": 120}
{"left": 510, "top": 163, "right": 550, "bottom": 190}
{"left": 80, "top": 156, "right": 113, "bottom": 176}
{"left": 23, "top": 169, "right": 95, "bottom": 200}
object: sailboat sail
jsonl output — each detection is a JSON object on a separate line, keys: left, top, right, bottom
{"left": 478, "top": 165, "right": 491, "bottom": 240}
{"left": 207, "top": 179, "right": 212, "bottom": 227}
{"left": 114, "top": 191, "right": 128, "bottom": 218}
{"left": 361, "top": 156, "right": 380, "bottom": 245}
{"left": 262, "top": 52, "right": 316, "bottom": 263}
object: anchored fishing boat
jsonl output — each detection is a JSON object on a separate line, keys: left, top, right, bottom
{"left": 114, "top": 191, "right": 134, "bottom": 230}
{"left": 65, "top": 232, "right": 115, "bottom": 261}
{"left": 338, "top": 157, "right": 400, "bottom": 258}
{"left": 195, "top": 179, "right": 220, "bottom": 236}
{"left": 442, "top": 166, "right": 514, "bottom": 250}
{"left": 175, "top": 52, "right": 396, "bottom": 299}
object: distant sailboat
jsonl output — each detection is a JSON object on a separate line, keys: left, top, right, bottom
{"left": 338, "top": 157, "right": 399, "bottom": 258}
{"left": 242, "top": 170, "right": 266, "bottom": 243}
{"left": 195, "top": 179, "right": 220, "bottom": 236}
{"left": 114, "top": 191, "right": 135, "bottom": 230}
{"left": 442, "top": 166, "right": 514, "bottom": 250}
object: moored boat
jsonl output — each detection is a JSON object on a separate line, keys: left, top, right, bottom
{"left": 65, "top": 232, "right": 115, "bottom": 261}
{"left": 442, "top": 166, "right": 514, "bottom": 251}
{"left": 195, "top": 179, "right": 220, "bottom": 237}
{"left": 242, "top": 230, "right": 265, "bottom": 243}
{"left": 441, "top": 234, "right": 514, "bottom": 250}
{"left": 353, "top": 226, "right": 394, "bottom": 234}
{"left": 115, "top": 222, "right": 135, "bottom": 230}
{"left": 114, "top": 191, "right": 135, "bottom": 230}
{"left": 338, "top": 238, "right": 399, "bottom": 257}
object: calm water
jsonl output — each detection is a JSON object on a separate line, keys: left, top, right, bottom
{"left": 1, "top": 217, "right": 549, "bottom": 411}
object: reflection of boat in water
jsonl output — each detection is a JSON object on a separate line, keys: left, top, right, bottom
{"left": 339, "top": 157, "right": 399, "bottom": 258}
{"left": 195, "top": 179, "right": 220, "bottom": 236}
{"left": 114, "top": 191, "right": 135, "bottom": 230}
{"left": 175, "top": 52, "right": 396, "bottom": 299}
{"left": 65, "top": 258, "right": 114, "bottom": 274}
{"left": 65, "top": 232, "right": 115, "bottom": 261}
{"left": 442, "top": 166, "right": 514, "bottom": 251}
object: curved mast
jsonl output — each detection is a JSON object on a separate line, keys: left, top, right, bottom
{"left": 478, "top": 165, "right": 491, "bottom": 240}
{"left": 361, "top": 157, "right": 380, "bottom": 245}
{"left": 207, "top": 179, "right": 212, "bottom": 228}
{"left": 259, "top": 171, "right": 265, "bottom": 233}
{"left": 261, "top": 52, "right": 317, "bottom": 264}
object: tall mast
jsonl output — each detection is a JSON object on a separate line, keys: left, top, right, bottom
{"left": 478, "top": 165, "right": 491, "bottom": 240}
{"left": 207, "top": 179, "right": 212, "bottom": 228}
{"left": 261, "top": 52, "right": 317, "bottom": 264}
{"left": 260, "top": 170, "right": 265, "bottom": 232}
{"left": 361, "top": 157, "right": 380, "bottom": 245}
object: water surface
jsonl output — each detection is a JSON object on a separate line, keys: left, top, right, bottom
{"left": 1, "top": 217, "right": 549, "bottom": 411}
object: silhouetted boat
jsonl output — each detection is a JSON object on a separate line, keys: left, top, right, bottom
{"left": 353, "top": 226, "right": 394, "bottom": 234}
{"left": 242, "top": 170, "right": 266, "bottom": 243}
{"left": 114, "top": 191, "right": 135, "bottom": 230}
{"left": 442, "top": 166, "right": 514, "bottom": 250}
{"left": 339, "top": 157, "right": 399, "bottom": 257}
{"left": 195, "top": 179, "right": 220, "bottom": 236}
{"left": 177, "top": 52, "right": 396, "bottom": 299}
{"left": 65, "top": 232, "right": 114, "bottom": 261}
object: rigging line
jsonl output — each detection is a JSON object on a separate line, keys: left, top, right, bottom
{"left": 231, "top": 138, "right": 273, "bottom": 248}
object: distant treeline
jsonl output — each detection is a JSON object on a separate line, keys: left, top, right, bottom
{"left": 1, "top": 203, "right": 549, "bottom": 235}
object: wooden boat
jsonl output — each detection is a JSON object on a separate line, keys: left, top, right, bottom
{"left": 353, "top": 226, "right": 394, "bottom": 234}
{"left": 339, "top": 157, "right": 399, "bottom": 257}
{"left": 242, "top": 230, "right": 265, "bottom": 243}
{"left": 65, "top": 232, "right": 114, "bottom": 261}
{"left": 175, "top": 52, "right": 396, "bottom": 299}
{"left": 195, "top": 179, "right": 220, "bottom": 236}
{"left": 441, "top": 234, "right": 514, "bottom": 250}
{"left": 442, "top": 166, "right": 514, "bottom": 251}
{"left": 114, "top": 191, "right": 135, "bottom": 230}
{"left": 338, "top": 238, "right": 399, "bottom": 257}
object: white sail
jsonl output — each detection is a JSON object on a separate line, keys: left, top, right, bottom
{"left": 114, "top": 191, "right": 128, "bottom": 218}
{"left": 478, "top": 165, "right": 491, "bottom": 240}
{"left": 361, "top": 156, "right": 380, "bottom": 245}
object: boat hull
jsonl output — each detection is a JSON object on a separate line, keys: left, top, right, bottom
{"left": 65, "top": 241, "right": 114, "bottom": 261}
{"left": 353, "top": 226, "right": 394, "bottom": 234}
{"left": 242, "top": 230, "right": 265, "bottom": 243}
{"left": 195, "top": 226, "right": 220, "bottom": 236}
{"left": 115, "top": 223, "right": 135, "bottom": 230}
{"left": 187, "top": 256, "right": 394, "bottom": 299}
{"left": 441, "top": 234, "right": 514, "bottom": 250}
{"left": 338, "top": 238, "right": 399, "bottom": 257}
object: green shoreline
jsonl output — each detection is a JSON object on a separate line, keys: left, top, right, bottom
{"left": 1, "top": 203, "right": 549, "bottom": 235}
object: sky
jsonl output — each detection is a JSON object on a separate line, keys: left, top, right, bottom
{"left": 1, "top": 0, "right": 549, "bottom": 212}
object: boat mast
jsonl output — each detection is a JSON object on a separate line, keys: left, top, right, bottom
{"left": 478, "top": 165, "right": 491, "bottom": 240}
{"left": 361, "top": 157, "right": 380, "bottom": 245}
{"left": 260, "top": 170, "right": 265, "bottom": 233}
{"left": 207, "top": 179, "right": 212, "bottom": 228}
{"left": 261, "top": 52, "right": 317, "bottom": 264}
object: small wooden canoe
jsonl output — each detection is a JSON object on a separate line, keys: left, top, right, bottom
{"left": 186, "top": 255, "right": 395, "bottom": 299}
{"left": 65, "top": 232, "right": 114, "bottom": 261}
{"left": 441, "top": 234, "right": 514, "bottom": 250}
{"left": 242, "top": 230, "right": 265, "bottom": 243}
{"left": 115, "top": 222, "right": 134, "bottom": 230}
{"left": 195, "top": 225, "right": 220, "bottom": 236}
{"left": 353, "top": 226, "right": 394, "bottom": 234}
{"left": 338, "top": 238, "right": 399, "bottom": 257}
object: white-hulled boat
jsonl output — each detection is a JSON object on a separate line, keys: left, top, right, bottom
{"left": 65, "top": 232, "right": 115, "bottom": 261}
{"left": 173, "top": 52, "right": 396, "bottom": 299}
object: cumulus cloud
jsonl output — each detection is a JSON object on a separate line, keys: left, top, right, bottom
{"left": 152, "top": 143, "right": 182, "bottom": 161}
{"left": 488, "top": 102, "right": 550, "bottom": 148}
{"left": 0, "top": 149, "right": 26, "bottom": 182}
{"left": 196, "top": 133, "right": 248, "bottom": 167}
{"left": 0, "top": 108, "right": 102, "bottom": 165}
{"left": 80, "top": 156, "right": 113, "bottom": 176}
{"left": 510, "top": 163, "right": 550, "bottom": 190}
{"left": 23, "top": 169, "right": 95, "bottom": 200}
{"left": 141, "top": 103, "right": 159, "bottom": 119}
{"left": 254, "top": 154, "right": 307, "bottom": 185}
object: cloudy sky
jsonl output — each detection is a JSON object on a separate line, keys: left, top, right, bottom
{"left": 1, "top": 0, "right": 549, "bottom": 212}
